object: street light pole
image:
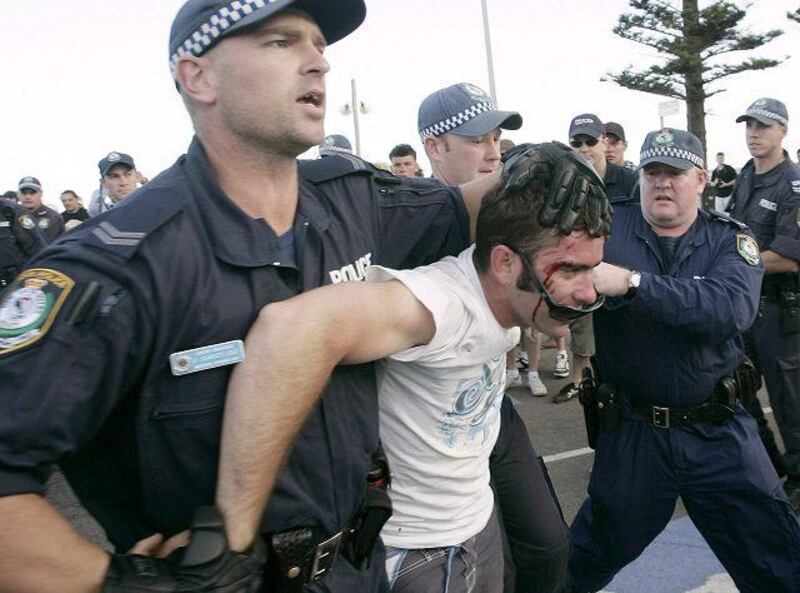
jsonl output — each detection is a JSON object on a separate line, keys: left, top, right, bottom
{"left": 481, "top": 0, "right": 498, "bottom": 104}
{"left": 341, "top": 79, "right": 368, "bottom": 156}
{"left": 351, "top": 79, "right": 362, "bottom": 156}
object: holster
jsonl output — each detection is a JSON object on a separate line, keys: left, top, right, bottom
{"left": 708, "top": 376, "right": 737, "bottom": 425}
{"left": 578, "top": 368, "right": 599, "bottom": 449}
{"left": 266, "top": 448, "right": 393, "bottom": 593}
{"left": 596, "top": 383, "right": 621, "bottom": 434}
{"left": 734, "top": 357, "right": 761, "bottom": 406}
{"left": 778, "top": 287, "right": 800, "bottom": 334}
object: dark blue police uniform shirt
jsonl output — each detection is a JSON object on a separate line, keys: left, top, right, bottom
{"left": 1, "top": 199, "right": 46, "bottom": 275}
{"left": 0, "top": 139, "right": 470, "bottom": 550}
{"left": 729, "top": 152, "right": 800, "bottom": 263}
{"left": 593, "top": 205, "right": 764, "bottom": 407}
{"left": 604, "top": 162, "right": 639, "bottom": 205}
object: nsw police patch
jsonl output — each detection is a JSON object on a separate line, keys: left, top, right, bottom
{"left": 736, "top": 234, "right": 760, "bottom": 266}
{"left": 18, "top": 215, "right": 35, "bottom": 230}
{"left": 0, "top": 268, "right": 74, "bottom": 355}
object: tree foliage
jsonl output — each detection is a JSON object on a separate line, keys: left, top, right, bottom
{"left": 607, "top": 1, "right": 785, "bottom": 155}
{"left": 609, "top": 0, "right": 783, "bottom": 101}
{"left": 789, "top": 7, "right": 800, "bottom": 23}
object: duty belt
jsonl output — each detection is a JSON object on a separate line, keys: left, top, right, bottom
{"left": 627, "top": 369, "right": 752, "bottom": 429}
{"left": 629, "top": 399, "right": 735, "bottom": 429}
{"left": 268, "top": 525, "right": 354, "bottom": 588}
{"left": 266, "top": 481, "right": 392, "bottom": 592}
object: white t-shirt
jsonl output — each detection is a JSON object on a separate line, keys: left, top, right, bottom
{"left": 367, "top": 245, "right": 520, "bottom": 548}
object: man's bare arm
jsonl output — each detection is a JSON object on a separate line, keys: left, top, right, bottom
{"left": 216, "top": 280, "right": 435, "bottom": 551}
{"left": 460, "top": 169, "right": 501, "bottom": 241}
{"left": 762, "top": 250, "right": 800, "bottom": 274}
{"left": 0, "top": 494, "right": 109, "bottom": 593}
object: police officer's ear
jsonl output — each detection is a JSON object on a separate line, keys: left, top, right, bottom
{"left": 174, "top": 56, "right": 218, "bottom": 107}
{"left": 423, "top": 136, "right": 444, "bottom": 162}
{"left": 694, "top": 167, "right": 709, "bottom": 194}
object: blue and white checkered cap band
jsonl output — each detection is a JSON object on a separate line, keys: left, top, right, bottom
{"left": 640, "top": 146, "right": 704, "bottom": 168}
{"left": 169, "top": 0, "right": 277, "bottom": 75}
{"left": 747, "top": 108, "right": 788, "bottom": 126}
{"left": 419, "top": 101, "right": 496, "bottom": 141}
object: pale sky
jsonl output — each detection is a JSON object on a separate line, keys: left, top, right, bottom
{"left": 3, "top": 0, "right": 799, "bottom": 210}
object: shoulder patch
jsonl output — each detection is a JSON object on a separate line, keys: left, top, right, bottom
{"left": 0, "top": 268, "right": 75, "bottom": 355}
{"left": 736, "top": 233, "right": 761, "bottom": 266}
{"left": 18, "top": 214, "right": 35, "bottom": 230}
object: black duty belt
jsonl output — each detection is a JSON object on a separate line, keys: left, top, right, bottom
{"left": 629, "top": 399, "right": 735, "bottom": 429}
{"left": 268, "top": 525, "right": 353, "bottom": 587}
{"left": 266, "top": 482, "right": 392, "bottom": 593}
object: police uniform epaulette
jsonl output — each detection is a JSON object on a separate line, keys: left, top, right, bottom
{"left": 704, "top": 209, "right": 748, "bottom": 230}
{"left": 788, "top": 166, "right": 800, "bottom": 195}
{"left": 299, "top": 154, "right": 393, "bottom": 184}
{"left": 78, "top": 187, "right": 187, "bottom": 259}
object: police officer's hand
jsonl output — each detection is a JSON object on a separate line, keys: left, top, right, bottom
{"left": 103, "top": 507, "right": 265, "bottom": 593}
{"left": 129, "top": 531, "right": 191, "bottom": 558}
{"left": 501, "top": 141, "right": 611, "bottom": 237}
{"left": 592, "top": 262, "right": 632, "bottom": 297}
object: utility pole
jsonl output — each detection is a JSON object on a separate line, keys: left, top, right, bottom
{"left": 480, "top": 0, "right": 498, "bottom": 104}
{"left": 340, "top": 79, "right": 370, "bottom": 156}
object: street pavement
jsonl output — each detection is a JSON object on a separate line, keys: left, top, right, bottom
{"left": 46, "top": 344, "right": 782, "bottom": 592}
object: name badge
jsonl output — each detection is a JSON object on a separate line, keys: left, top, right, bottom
{"left": 758, "top": 198, "right": 777, "bottom": 212}
{"left": 170, "top": 340, "right": 245, "bottom": 376}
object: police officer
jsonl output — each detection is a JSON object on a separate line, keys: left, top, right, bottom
{"left": 728, "top": 98, "right": 800, "bottom": 510}
{"left": 0, "top": 1, "right": 504, "bottom": 591}
{"left": 567, "top": 129, "right": 800, "bottom": 592}
{"left": 17, "top": 176, "right": 64, "bottom": 242}
{"left": 0, "top": 197, "right": 45, "bottom": 287}
{"left": 318, "top": 133, "right": 354, "bottom": 156}
{"left": 568, "top": 114, "right": 637, "bottom": 204}
{"left": 89, "top": 151, "right": 143, "bottom": 216}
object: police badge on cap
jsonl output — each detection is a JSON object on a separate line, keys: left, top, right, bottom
{"left": 639, "top": 128, "right": 705, "bottom": 171}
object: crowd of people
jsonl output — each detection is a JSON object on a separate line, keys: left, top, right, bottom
{"left": 1, "top": 1, "right": 799, "bottom": 593}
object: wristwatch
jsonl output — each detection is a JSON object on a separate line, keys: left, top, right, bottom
{"left": 625, "top": 271, "right": 641, "bottom": 298}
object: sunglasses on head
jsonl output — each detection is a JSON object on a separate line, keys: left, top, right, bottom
{"left": 510, "top": 246, "right": 605, "bottom": 322}
{"left": 570, "top": 137, "right": 599, "bottom": 149}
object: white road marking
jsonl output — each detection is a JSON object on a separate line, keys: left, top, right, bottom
{"left": 543, "top": 447, "right": 594, "bottom": 464}
{"left": 541, "top": 407, "right": 773, "bottom": 465}
{"left": 598, "top": 573, "right": 739, "bottom": 593}
{"left": 685, "top": 573, "right": 739, "bottom": 593}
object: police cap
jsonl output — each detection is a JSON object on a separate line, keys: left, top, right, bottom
{"left": 168, "top": 0, "right": 366, "bottom": 76}
{"left": 639, "top": 128, "right": 705, "bottom": 171}
{"left": 735, "top": 97, "right": 789, "bottom": 127}
{"left": 98, "top": 152, "right": 136, "bottom": 177}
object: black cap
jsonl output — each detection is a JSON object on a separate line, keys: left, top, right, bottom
{"left": 98, "top": 152, "right": 136, "bottom": 177}
{"left": 418, "top": 83, "right": 522, "bottom": 141}
{"left": 18, "top": 176, "right": 42, "bottom": 192}
{"left": 735, "top": 97, "right": 789, "bottom": 126}
{"left": 569, "top": 114, "right": 605, "bottom": 139}
{"left": 639, "top": 128, "right": 704, "bottom": 171}
{"left": 604, "top": 121, "right": 626, "bottom": 141}
{"left": 169, "top": 0, "right": 366, "bottom": 76}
